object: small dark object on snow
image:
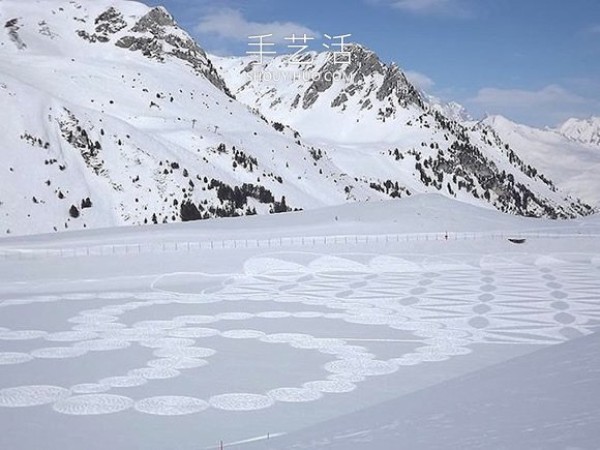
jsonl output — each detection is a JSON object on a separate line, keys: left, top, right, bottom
{"left": 508, "top": 238, "right": 526, "bottom": 244}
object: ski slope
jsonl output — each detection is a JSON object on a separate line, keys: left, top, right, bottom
{"left": 1, "top": 196, "right": 599, "bottom": 449}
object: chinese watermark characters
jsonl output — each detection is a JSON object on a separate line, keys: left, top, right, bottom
{"left": 247, "top": 33, "right": 353, "bottom": 66}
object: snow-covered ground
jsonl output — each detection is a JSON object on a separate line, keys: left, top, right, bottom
{"left": 245, "top": 326, "right": 600, "bottom": 450}
{"left": 1, "top": 196, "right": 599, "bottom": 449}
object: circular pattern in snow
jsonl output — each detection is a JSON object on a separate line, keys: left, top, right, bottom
{"left": 244, "top": 257, "right": 306, "bottom": 275}
{"left": 74, "top": 339, "right": 131, "bottom": 352}
{"left": 3, "top": 251, "right": 599, "bottom": 419}
{"left": 174, "top": 315, "right": 217, "bottom": 325}
{"left": 0, "top": 385, "right": 70, "bottom": 407}
{"left": 414, "top": 348, "right": 451, "bottom": 362}
{"left": 53, "top": 394, "right": 133, "bottom": 415}
{"left": 267, "top": 388, "right": 322, "bottom": 403}
{"left": 71, "top": 384, "right": 111, "bottom": 394}
{"left": 99, "top": 376, "right": 147, "bottom": 388}
{"left": 220, "top": 329, "right": 265, "bottom": 339}
{"left": 325, "top": 359, "right": 398, "bottom": 377}
{"left": 344, "top": 314, "right": 394, "bottom": 326}
{"left": 168, "top": 327, "right": 219, "bottom": 338}
{"left": 0, "top": 330, "right": 47, "bottom": 341}
{"left": 215, "top": 312, "right": 254, "bottom": 321}
{"left": 68, "top": 314, "right": 118, "bottom": 325}
{"left": 147, "top": 357, "right": 208, "bottom": 370}
{"left": 0, "top": 352, "right": 34, "bottom": 365}
{"left": 31, "top": 347, "right": 88, "bottom": 359}
{"left": 135, "top": 396, "right": 209, "bottom": 416}
{"left": 291, "top": 311, "right": 324, "bottom": 319}
{"left": 328, "top": 373, "right": 366, "bottom": 383}
{"left": 133, "top": 320, "right": 179, "bottom": 330}
{"left": 209, "top": 393, "right": 274, "bottom": 411}
{"left": 72, "top": 323, "right": 127, "bottom": 332}
{"left": 128, "top": 368, "right": 181, "bottom": 380}
{"left": 256, "top": 311, "right": 291, "bottom": 319}
{"left": 139, "top": 338, "right": 195, "bottom": 349}
{"left": 153, "top": 347, "right": 216, "bottom": 359}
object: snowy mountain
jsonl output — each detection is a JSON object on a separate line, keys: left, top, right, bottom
{"left": 482, "top": 115, "right": 600, "bottom": 206}
{"left": 214, "top": 49, "right": 592, "bottom": 218}
{"left": 431, "top": 100, "right": 473, "bottom": 123}
{"left": 0, "top": 0, "right": 368, "bottom": 236}
{"left": 0, "top": 0, "right": 593, "bottom": 237}
{"left": 556, "top": 116, "right": 600, "bottom": 146}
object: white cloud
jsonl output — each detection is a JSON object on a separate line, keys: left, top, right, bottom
{"left": 379, "top": 0, "right": 471, "bottom": 17}
{"left": 405, "top": 70, "right": 435, "bottom": 90}
{"left": 466, "top": 84, "right": 600, "bottom": 127}
{"left": 195, "top": 8, "right": 320, "bottom": 43}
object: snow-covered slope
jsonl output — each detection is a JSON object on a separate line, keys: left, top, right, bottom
{"left": 482, "top": 115, "right": 600, "bottom": 206}
{"left": 213, "top": 50, "right": 592, "bottom": 220}
{"left": 245, "top": 330, "right": 600, "bottom": 450}
{"left": 0, "top": 0, "right": 381, "bottom": 236}
{"left": 557, "top": 116, "right": 600, "bottom": 146}
{"left": 0, "top": 0, "right": 593, "bottom": 238}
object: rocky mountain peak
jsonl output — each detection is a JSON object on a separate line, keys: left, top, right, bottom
{"left": 131, "top": 6, "right": 176, "bottom": 32}
{"left": 73, "top": 4, "right": 232, "bottom": 96}
{"left": 296, "top": 44, "right": 423, "bottom": 112}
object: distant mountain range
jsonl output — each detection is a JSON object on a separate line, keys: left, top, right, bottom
{"left": 0, "top": 0, "right": 596, "bottom": 237}
{"left": 557, "top": 116, "right": 600, "bottom": 146}
{"left": 481, "top": 115, "right": 600, "bottom": 206}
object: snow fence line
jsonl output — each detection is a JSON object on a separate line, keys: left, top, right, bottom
{"left": 0, "top": 231, "right": 598, "bottom": 261}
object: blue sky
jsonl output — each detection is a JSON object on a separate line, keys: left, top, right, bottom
{"left": 145, "top": 0, "right": 600, "bottom": 128}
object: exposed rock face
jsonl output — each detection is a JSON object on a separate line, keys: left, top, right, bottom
{"left": 115, "top": 35, "right": 163, "bottom": 59}
{"left": 57, "top": 109, "right": 107, "bottom": 178}
{"left": 5, "top": 18, "right": 27, "bottom": 50}
{"left": 303, "top": 59, "right": 337, "bottom": 109}
{"left": 114, "top": 7, "right": 232, "bottom": 97}
{"left": 94, "top": 7, "right": 127, "bottom": 35}
{"left": 70, "top": 5, "right": 231, "bottom": 97}
{"left": 298, "top": 45, "right": 423, "bottom": 112}
{"left": 131, "top": 6, "right": 175, "bottom": 32}
{"left": 376, "top": 64, "right": 423, "bottom": 108}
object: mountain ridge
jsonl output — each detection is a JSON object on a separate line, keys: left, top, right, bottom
{"left": 0, "top": 0, "right": 594, "bottom": 237}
